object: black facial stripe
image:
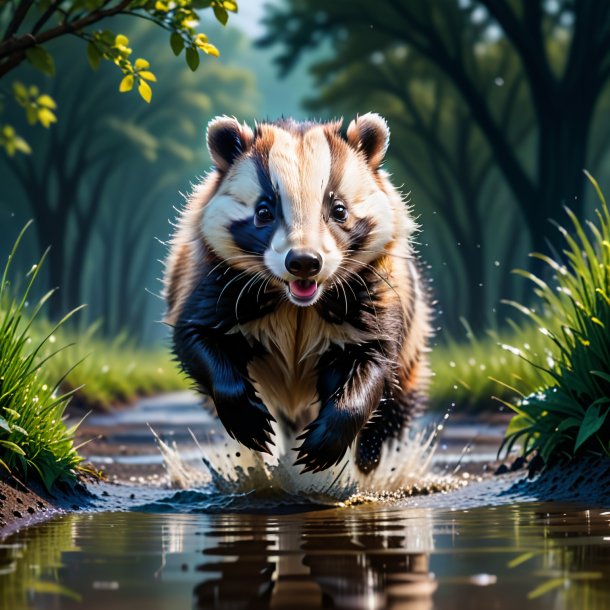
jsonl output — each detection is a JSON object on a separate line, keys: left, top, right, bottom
{"left": 230, "top": 217, "right": 276, "bottom": 256}
{"left": 228, "top": 152, "right": 281, "bottom": 255}
{"left": 253, "top": 153, "right": 275, "bottom": 202}
{"left": 348, "top": 217, "right": 373, "bottom": 251}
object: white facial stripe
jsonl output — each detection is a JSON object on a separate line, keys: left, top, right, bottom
{"left": 223, "top": 158, "right": 261, "bottom": 204}
{"left": 266, "top": 225, "right": 289, "bottom": 278}
{"left": 268, "top": 127, "right": 332, "bottom": 248}
{"left": 295, "top": 128, "right": 331, "bottom": 235}
{"left": 267, "top": 129, "right": 299, "bottom": 227}
{"left": 337, "top": 153, "right": 395, "bottom": 260}
{"left": 201, "top": 158, "right": 262, "bottom": 260}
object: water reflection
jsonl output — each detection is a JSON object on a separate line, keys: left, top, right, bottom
{"left": 0, "top": 503, "right": 609, "bottom": 610}
{"left": 193, "top": 511, "right": 435, "bottom": 610}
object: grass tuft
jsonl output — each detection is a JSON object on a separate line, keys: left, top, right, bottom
{"left": 0, "top": 224, "right": 85, "bottom": 489}
{"left": 429, "top": 319, "right": 555, "bottom": 412}
{"left": 499, "top": 172, "right": 610, "bottom": 463}
{"left": 36, "top": 324, "right": 189, "bottom": 410}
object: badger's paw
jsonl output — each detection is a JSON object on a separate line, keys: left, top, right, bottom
{"left": 294, "top": 412, "right": 358, "bottom": 473}
{"left": 214, "top": 382, "right": 276, "bottom": 454}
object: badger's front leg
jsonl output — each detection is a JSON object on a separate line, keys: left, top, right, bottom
{"left": 173, "top": 270, "right": 278, "bottom": 453}
{"left": 294, "top": 342, "right": 388, "bottom": 473}
{"left": 174, "top": 325, "right": 275, "bottom": 453}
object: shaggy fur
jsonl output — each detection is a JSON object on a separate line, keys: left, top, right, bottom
{"left": 164, "top": 114, "right": 431, "bottom": 473}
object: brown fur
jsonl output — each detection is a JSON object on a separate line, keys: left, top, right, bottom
{"left": 164, "top": 114, "right": 432, "bottom": 470}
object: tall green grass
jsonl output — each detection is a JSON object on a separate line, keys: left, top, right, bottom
{"left": 498, "top": 172, "right": 610, "bottom": 463}
{"left": 36, "top": 324, "right": 189, "bottom": 410}
{"left": 429, "top": 320, "right": 555, "bottom": 412}
{"left": 0, "top": 224, "right": 84, "bottom": 488}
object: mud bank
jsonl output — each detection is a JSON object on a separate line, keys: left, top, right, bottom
{"left": 0, "top": 476, "right": 92, "bottom": 536}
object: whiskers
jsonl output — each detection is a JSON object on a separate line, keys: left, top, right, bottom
{"left": 211, "top": 252, "right": 280, "bottom": 319}
{"left": 343, "top": 256, "right": 400, "bottom": 298}
{"left": 234, "top": 270, "right": 270, "bottom": 321}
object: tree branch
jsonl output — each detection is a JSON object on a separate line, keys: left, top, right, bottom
{"left": 0, "top": 0, "right": 132, "bottom": 77}
{"left": 31, "top": 0, "right": 63, "bottom": 36}
{"left": 2, "top": 0, "right": 35, "bottom": 41}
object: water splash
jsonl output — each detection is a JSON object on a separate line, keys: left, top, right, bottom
{"left": 151, "top": 419, "right": 457, "bottom": 507}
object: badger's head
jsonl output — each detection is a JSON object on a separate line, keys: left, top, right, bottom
{"left": 201, "top": 114, "right": 402, "bottom": 307}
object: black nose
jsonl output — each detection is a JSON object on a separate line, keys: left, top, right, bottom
{"left": 285, "top": 249, "right": 322, "bottom": 278}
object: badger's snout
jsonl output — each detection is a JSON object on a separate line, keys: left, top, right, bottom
{"left": 285, "top": 249, "right": 322, "bottom": 278}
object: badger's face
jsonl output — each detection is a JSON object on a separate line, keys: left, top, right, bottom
{"left": 201, "top": 114, "right": 397, "bottom": 307}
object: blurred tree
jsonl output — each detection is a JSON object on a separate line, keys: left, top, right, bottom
{"left": 0, "top": 0, "right": 237, "bottom": 155}
{"left": 304, "top": 43, "right": 533, "bottom": 329}
{"left": 1, "top": 24, "right": 258, "bottom": 335}
{"left": 260, "top": 0, "right": 610, "bottom": 260}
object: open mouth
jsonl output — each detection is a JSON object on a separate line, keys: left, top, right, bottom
{"left": 288, "top": 279, "right": 319, "bottom": 303}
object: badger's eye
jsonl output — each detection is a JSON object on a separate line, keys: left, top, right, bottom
{"left": 254, "top": 201, "right": 274, "bottom": 227}
{"left": 331, "top": 201, "right": 349, "bottom": 223}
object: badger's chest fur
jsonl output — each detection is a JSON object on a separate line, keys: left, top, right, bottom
{"left": 244, "top": 302, "right": 377, "bottom": 428}
{"left": 164, "top": 114, "right": 431, "bottom": 474}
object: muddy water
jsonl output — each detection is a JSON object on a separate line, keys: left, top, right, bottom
{"left": 1, "top": 503, "right": 610, "bottom": 610}
{"left": 2, "top": 393, "right": 610, "bottom": 609}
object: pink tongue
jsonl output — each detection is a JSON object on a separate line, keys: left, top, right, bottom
{"left": 289, "top": 280, "right": 318, "bottom": 299}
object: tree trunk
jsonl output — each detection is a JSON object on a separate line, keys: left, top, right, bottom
{"left": 529, "top": 92, "right": 595, "bottom": 262}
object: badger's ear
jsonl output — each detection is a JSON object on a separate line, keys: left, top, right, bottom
{"left": 346, "top": 113, "right": 389, "bottom": 170}
{"left": 206, "top": 116, "right": 254, "bottom": 171}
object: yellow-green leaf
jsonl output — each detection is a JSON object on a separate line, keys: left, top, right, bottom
{"left": 12, "top": 81, "right": 27, "bottom": 101}
{"left": 138, "top": 79, "right": 152, "bottom": 103}
{"left": 0, "top": 440, "right": 26, "bottom": 456}
{"left": 170, "top": 32, "right": 184, "bottom": 56}
{"left": 119, "top": 74, "right": 134, "bottom": 92}
{"left": 222, "top": 0, "right": 238, "bottom": 12}
{"left": 134, "top": 58, "right": 149, "bottom": 70}
{"left": 25, "top": 46, "right": 55, "bottom": 76}
{"left": 139, "top": 71, "right": 157, "bottom": 82}
{"left": 38, "top": 107, "right": 57, "bottom": 128}
{"left": 4, "top": 140, "right": 16, "bottom": 156}
{"left": 201, "top": 43, "right": 219, "bottom": 57}
{"left": 527, "top": 578, "right": 565, "bottom": 600}
{"left": 213, "top": 4, "right": 229, "bottom": 25}
{"left": 507, "top": 551, "right": 535, "bottom": 568}
{"left": 87, "top": 41, "right": 101, "bottom": 70}
{"left": 26, "top": 106, "right": 38, "bottom": 125}
{"left": 37, "top": 94, "right": 56, "bottom": 109}
{"left": 185, "top": 47, "right": 199, "bottom": 71}
{"left": 28, "top": 580, "right": 82, "bottom": 602}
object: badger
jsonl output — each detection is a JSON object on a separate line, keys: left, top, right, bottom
{"left": 163, "top": 114, "right": 431, "bottom": 474}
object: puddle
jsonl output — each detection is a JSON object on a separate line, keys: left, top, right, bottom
{"left": 6, "top": 392, "right": 606, "bottom": 608}
{"left": 1, "top": 503, "right": 610, "bottom": 609}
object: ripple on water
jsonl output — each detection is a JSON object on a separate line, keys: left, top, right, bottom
{"left": 2, "top": 503, "right": 610, "bottom": 610}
